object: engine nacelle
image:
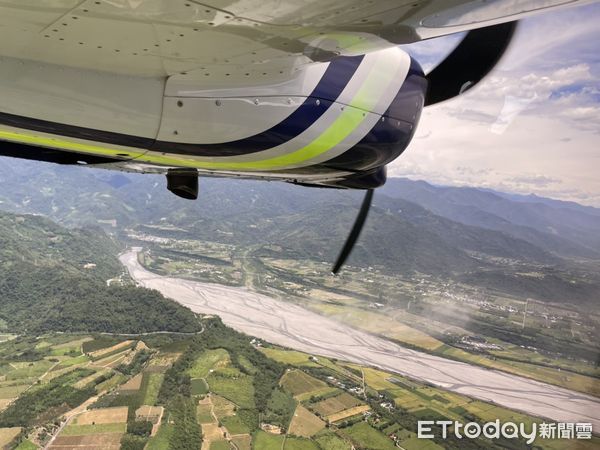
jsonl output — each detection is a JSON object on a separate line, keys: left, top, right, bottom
{"left": 150, "top": 47, "right": 426, "bottom": 178}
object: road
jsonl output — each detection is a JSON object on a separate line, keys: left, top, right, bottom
{"left": 120, "top": 249, "right": 600, "bottom": 428}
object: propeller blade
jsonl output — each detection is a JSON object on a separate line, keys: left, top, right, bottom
{"left": 332, "top": 188, "right": 374, "bottom": 274}
{"left": 425, "top": 21, "right": 518, "bottom": 106}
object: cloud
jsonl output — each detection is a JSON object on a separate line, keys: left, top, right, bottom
{"left": 388, "top": 2, "right": 600, "bottom": 206}
{"left": 507, "top": 174, "right": 562, "bottom": 187}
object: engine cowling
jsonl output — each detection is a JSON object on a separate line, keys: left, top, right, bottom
{"left": 150, "top": 47, "right": 426, "bottom": 180}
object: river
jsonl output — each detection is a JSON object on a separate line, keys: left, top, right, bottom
{"left": 120, "top": 249, "right": 600, "bottom": 429}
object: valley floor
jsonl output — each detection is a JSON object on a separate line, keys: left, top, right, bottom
{"left": 120, "top": 249, "right": 600, "bottom": 430}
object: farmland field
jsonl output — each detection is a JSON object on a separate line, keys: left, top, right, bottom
{"left": 136, "top": 405, "right": 163, "bottom": 423}
{"left": 61, "top": 423, "right": 127, "bottom": 436}
{"left": 6, "top": 360, "right": 54, "bottom": 380}
{"left": 0, "top": 427, "right": 21, "bottom": 447}
{"left": 259, "top": 348, "right": 320, "bottom": 367}
{"left": 187, "top": 349, "right": 230, "bottom": 379}
{"left": 231, "top": 434, "right": 252, "bottom": 450}
{"left": 211, "top": 395, "right": 236, "bottom": 418}
{"left": 314, "top": 432, "right": 352, "bottom": 450}
{"left": 340, "top": 422, "right": 397, "bottom": 450}
{"left": 327, "top": 405, "right": 370, "bottom": 423}
{"left": 118, "top": 373, "right": 142, "bottom": 391}
{"left": 82, "top": 337, "right": 121, "bottom": 354}
{"left": 210, "top": 439, "right": 231, "bottom": 450}
{"left": 50, "top": 338, "right": 92, "bottom": 356}
{"left": 252, "top": 431, "right": 284, "bottom": 450}
{"left": 207, "top": 374, "right": 255, "bottom": 409}
{"left": 73, "top": 407, "right": 128, "bottom": 425}
{"left": 398, "top": 436, "right": 445, "bottom": 450}
{"left": 145, "top": 422, "right": 173, "bottom": 450}
{"left": 15, "top": 439, "right": 37, "bottom": 450}
{"left": 142, "top": 372, "right": 164, "bottom": 405}
{"left": 283, "top": 437, "right": 320, "bottom": 450}
{"left": 197, "top": 402, "right": 214, "bottom": 424}
{"left": 95, "top": 373, "right": 126, "bottom": 393}
{"left": 191, "top": 378, "right": 208, "bottom": 395}
{"left": 346, "top": 366, "right": 397, "bottom": 391}
{"left": 49, "top": 432, "right": 123, "bottom": 449}
{"left": 91, "top": 352, "right": 128, "bottom": 368}
{"left": 73, "top": 368, "right": 111, "bottom": 389}
{"left": 312, "top": 393, "right": 363, "bottom": 417}
{"left": 88, "top": 341, "right": 135, "bottom": 360}
{"left": 280, "top": 370, "right": 328, "bottom": 397}
{"left": 288, "top": 405, "right": 325, "bottom": 437}
{"left": 0, "top": 385, "right": 28, "bottom": 399}
{"left": 221, "top": 415, "right": 251, "bottom": 435}
{"left": 202, "top": 423, "right": 224, "bottom": 442}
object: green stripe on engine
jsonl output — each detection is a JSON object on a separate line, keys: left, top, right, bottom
{"left": 140, "top": 51, "right": 401, "bottom": 171}
{"left": 0, "top": 129, "right": 142, "bottom": 158}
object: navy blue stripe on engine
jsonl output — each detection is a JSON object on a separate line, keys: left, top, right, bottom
{"left": 322, "top": 58, "right": 427, "bottom": 172}
{"left": 152, "top": 55, "right": 365, "bottom": 157}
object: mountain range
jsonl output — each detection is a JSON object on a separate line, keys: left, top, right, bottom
{"left": 1, "top": 156, "right": 599, "bottom": 305}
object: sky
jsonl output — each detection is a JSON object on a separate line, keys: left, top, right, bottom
{"left": 392, "top": 2, "right": 600, "bottom": 206}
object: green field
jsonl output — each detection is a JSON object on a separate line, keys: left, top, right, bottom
{"left": 187, "top": 349, "right": 230, "bottom": 379}
{"left": 146, "top": 422, "right": 173, "bottom": 450}
{"left": 221, "top": 415, "right": 251, "bottom": 435}
{"left": 280, "top": 370, "right": 328, "bottom": 397}
{"left": 191, "top": 378, "right": 209, "bottom": 395}
{"left": 260, "top": 348, "right": 320, "bottom": 367}
{"left": 6, "top": 360, "right": 53, "bottom": 380}
{"left": 0, "top": 318, "right": 591, "bottom": 450}
{"left": 340, "top": 422, "right": 397, "bottom": 450}
{"left": 315, "top": 432, "right": 352, "bottom": 450}
{"left": 54, "top": 355, "right": 89, "bottom": 370}
{"left": 0, "top": 385, "right": 29, "bottom": 399}
{"left": 231, "top": 435, "right": 252, "bottom": 450}
{"left": 197, "top": 403, "right": 214, "bottom": 424}
{"left": 207, "top": 374, "right": 255, "bottom": 409}
{"left": 284, "top": 437, "right": 320, "bottom": 450}
{"left": 142, "top": 373, "right": 164, "bottom": 405}
{"left": 399, "top": 436, "right": 444, "bottom": 450}
{"left": 253, "top": 431, "right": 283, "bottom": 450}
{"left": 49, "top": 338, "right": 90, "bottom": 356}
{"left": 210, "top": 440, "right": 231, "bottom": 450}
{"left": 95, "top": 373, "right": 126, "bottom": 393}
{"left": 14, "top": 440, "right": 37, "bottom": 450}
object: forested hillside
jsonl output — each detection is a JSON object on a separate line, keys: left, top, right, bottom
{"left": 0, "top": 211, "right": 201, "bottom": 334}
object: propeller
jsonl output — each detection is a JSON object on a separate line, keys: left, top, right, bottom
{"left": 331, "top": 188, "right": 374, "bottom": 274}
{"left": 331, "top": 21, "right": 518, "bottom": 274}
{"left": 425, "top": 20, "right": 518, "bottom": 106}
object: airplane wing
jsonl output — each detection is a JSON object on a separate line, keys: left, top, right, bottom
{"left": 0, "top": 0, "right": 588, "bottom": 182}
{"left": 0, "top": 0, "right": 590, "bottom": 273}
{"left": 0, "top": 0, "right": 587, "bottom": 78}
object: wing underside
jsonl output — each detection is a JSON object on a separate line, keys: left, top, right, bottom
{"left": 0, "top": 0, "right": 584, "bottom": 79}
{"left": 0, "top": 0, "right": 587, "bottom": 185}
